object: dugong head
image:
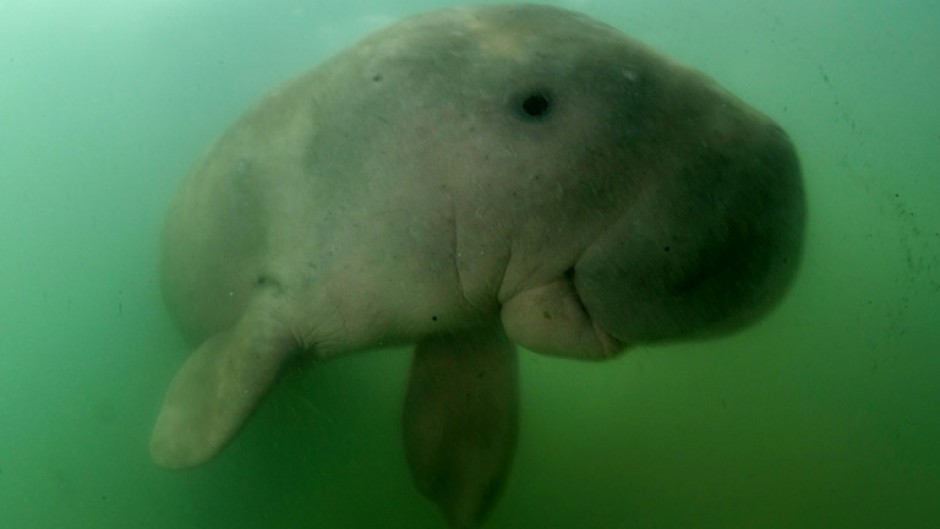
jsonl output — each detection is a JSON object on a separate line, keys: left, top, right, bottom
{"left": 326, "top": 5, "right": 805, "bottom": 357}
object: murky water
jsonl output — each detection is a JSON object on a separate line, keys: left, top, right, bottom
{"left": 1, "top": 0, "right": 938, "bottom": 527}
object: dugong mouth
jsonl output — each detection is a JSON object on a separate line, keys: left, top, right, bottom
{"left": 499, "top": 274, "right": 626, "bottom": 360}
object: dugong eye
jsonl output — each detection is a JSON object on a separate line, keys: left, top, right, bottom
{"left": 516, "top": 91, "right": 552, "bottom": 120}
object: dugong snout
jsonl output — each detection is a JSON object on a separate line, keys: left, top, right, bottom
{"left": 575, "top": 118, "right": 804, "bottom": 346}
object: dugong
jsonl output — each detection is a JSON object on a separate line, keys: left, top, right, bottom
{"left": 150, "top": 4, "right": 804, "bottom": 527}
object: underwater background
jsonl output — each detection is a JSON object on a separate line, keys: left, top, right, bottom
{"left": 1, "top": 0, "right": 938, "bottom": 527}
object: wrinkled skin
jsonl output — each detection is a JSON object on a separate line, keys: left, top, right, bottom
{"left": 150, "top": 5, "right": 804, "bottom": 528}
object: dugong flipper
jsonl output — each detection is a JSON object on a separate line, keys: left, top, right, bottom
{"left": 150, "top": 4, "right": 804, "bottom": 527}
{"left": 150, "top": 290, "right": 296, "bottom": 467}
{"left": 404, "top": 328, "right": 519, "bottom": 528}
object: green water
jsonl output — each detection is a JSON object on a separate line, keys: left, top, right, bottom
{"left": 1, "top": 0, "right": 938, "bottom": 527}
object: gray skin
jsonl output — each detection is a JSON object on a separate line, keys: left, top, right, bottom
{"left": 150, "top": 4, "right": 804, "bottom": 528}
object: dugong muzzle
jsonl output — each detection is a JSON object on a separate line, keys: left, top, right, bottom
{"left": 150, "top": 4, "right": 804, "bottom": 527}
